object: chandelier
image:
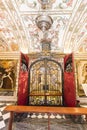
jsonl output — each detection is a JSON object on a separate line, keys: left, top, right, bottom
{"left": 35, "top": 9, "right": 53, "bottom": 56}
{"left": 35, "top": 15, "right": 53, "bottom": 32}
{"left": 35, "top": 14, "right": 53, "bottom": 56}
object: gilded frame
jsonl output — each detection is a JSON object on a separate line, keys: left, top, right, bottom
{"left": 0, "top": 52, "right": 20, "bottom": 102}
{"left": 76, "top": 60, "right": 87, "bottom": 97}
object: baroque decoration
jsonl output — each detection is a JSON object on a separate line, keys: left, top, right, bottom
{"left": 0, "top": 0, "right": 86, "bottom": 53}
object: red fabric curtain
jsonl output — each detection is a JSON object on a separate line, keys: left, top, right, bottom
{"left": 64, "top": 53, "right": 76, "bottom": 107}
{"left": 17, "top": 53, "right": 29, "bottom": 105}
{"left": 17, "top": 72, "right": 28, "bottom": 105}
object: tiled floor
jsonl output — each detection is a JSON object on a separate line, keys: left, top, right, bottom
{"left": 0, "top": 103, "right": 10, "bottom": 129}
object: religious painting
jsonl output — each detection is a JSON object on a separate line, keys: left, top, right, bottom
{"left": 0, "top": 59, "right": 18, "bottom": 96}
{"left": 76, "top": 60, "right": 87, "bottom": 97}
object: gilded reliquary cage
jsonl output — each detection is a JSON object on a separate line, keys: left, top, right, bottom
{"left": 29, "top": 58, "right": 63, "bottom": 106}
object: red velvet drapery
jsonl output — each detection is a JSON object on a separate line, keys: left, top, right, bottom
{"left": 17, "top": 53, "right": 29, "bottom": 105}
{"left": 64, "top": 53, "right": 76, "bottom": 107}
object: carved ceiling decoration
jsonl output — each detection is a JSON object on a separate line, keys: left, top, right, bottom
{"left": 0, "top": 0, "right": 87, "bottom": 54}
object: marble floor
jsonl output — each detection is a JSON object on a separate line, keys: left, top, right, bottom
{"left": 2, "top": 117, "right": 87, "bottom": 130}
{"left": 1, "top": 112, "right": 87, "bottom": 130}
{"left": 0, "top": 103, "right": 87, "bottom": 130}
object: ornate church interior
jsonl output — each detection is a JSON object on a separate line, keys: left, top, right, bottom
{"left": 0, "top": 0, "right": 87, "bottom": 130}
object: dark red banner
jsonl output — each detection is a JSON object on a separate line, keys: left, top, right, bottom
{"left": 17, "top": 72, "right": 28, "bottom": 105}
{"left": 17, "top": 53, "right": 29, "bottom": 105}
{"left": 64, "top": 53, "right": 76, "bottom": 107}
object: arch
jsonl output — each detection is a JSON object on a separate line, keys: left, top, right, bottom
{"left": 28, "top": 58, "right": 64, "bottom": 106}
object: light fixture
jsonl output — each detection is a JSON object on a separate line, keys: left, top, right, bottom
{"left": 35, "top": 15, "right": 53, "bottom": 32}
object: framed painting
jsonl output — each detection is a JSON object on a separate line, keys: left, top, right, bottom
{"left": 0, "top": 59, "right": 20, "bottom": 101}
{"left": 76, "top": 60, "right": 87, "bottom": 97}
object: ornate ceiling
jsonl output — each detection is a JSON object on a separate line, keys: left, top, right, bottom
{"left": 0, "top": 0, "right": 87, "bottom": 54}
